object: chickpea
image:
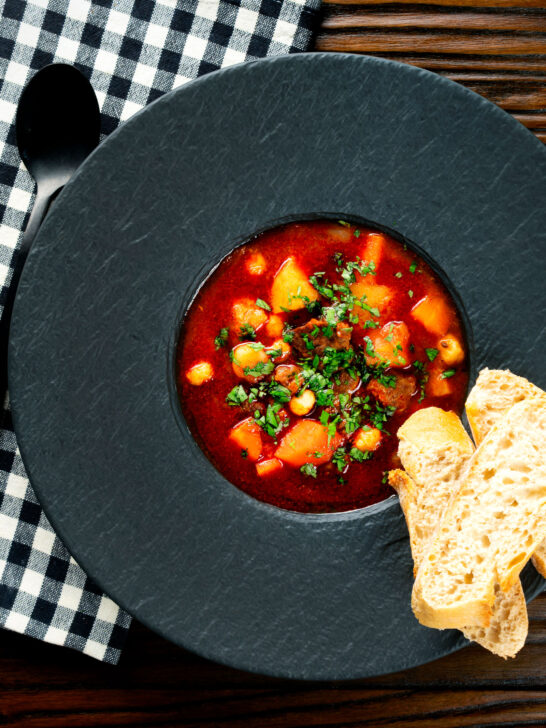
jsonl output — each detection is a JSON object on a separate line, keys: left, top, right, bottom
{"left": 246, "top": 252, "right": 267, "bottom": 275}
{"left": 231, "top": 342, "right": 270, "bottom": 382}
{"left": 265, "top": 314, "right": 284, "bottom": 338}
{"left": 268, "top": 338, "right": 291, "bottom": 363}
{"left": 289, "top": 389, "right": 316, "bottom": 416}
{"left": 353, "top": 427, "right": 382, "bottom": 452}
{"left": 186, "top": 361, "right": 213, "bottom": 386}
{"left": 438, "top": 335, "right": 464, "bottom": 366}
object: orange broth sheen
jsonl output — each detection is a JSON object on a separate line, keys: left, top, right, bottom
{"left": 177, "top": 220, "right": 469, "bottom": 513}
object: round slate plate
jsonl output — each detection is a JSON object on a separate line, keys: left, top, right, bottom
{"left": 9, "top": 54, "right": 546, "bottom": 680}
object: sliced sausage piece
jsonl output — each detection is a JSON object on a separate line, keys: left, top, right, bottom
{"left": 292, "top": 319, "right": 352, "bottom": 359}
{"left": 367, "top": 373, "right": 416, "bottom": 413}
{"left": 274, "top": 364, "right": 304, "bottom": 394}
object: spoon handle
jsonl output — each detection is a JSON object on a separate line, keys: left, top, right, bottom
{"left": 0, "top": 189, "right": 53, "bottom": 419}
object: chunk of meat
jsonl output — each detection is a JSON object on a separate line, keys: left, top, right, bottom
{"left": 333, "top": 370, "right": 360, "bottom": 397}
{"left": 292, "top": 319, "right": 352, "bottom": 359}
{"left": 367, "top": 373, "right": 416, "bottom": 412}
{"left": 274, "top": 364, "right": 304, "bottom": 394}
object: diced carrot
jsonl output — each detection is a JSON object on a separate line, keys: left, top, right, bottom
{"left": 231, "top": 343, "right": 271, "bottom": 382}
{"left": 365, "top": 321, "right": 411, "bottom": 368}
{"left": 186, "top": 361, "right": 213, "bottom": 386}
{"left": 256, "top": 458, "right": 283, "bottom": 477}
{"left": 410, "top": 295, "right": 451, "bottom": 336}
{"left": 231, "top": 298, "right": 268, "bottom": 333}
{"left": 265, "top": 314, "right": 284, "bottom": 338}
{"left": 363, "top": 232, "right": 386, "bottom": 271}
{"left": 271, "top": 257, "right": 319, "bottom": 313}
{"left": 246, "top": 252, "right": 267, "bottom": 275}
{"left": 229, "top": 418, "right": 262, "bottom": 461}
{"left": 350, "top": 281, "right": 394, "bottom": 321}
{"left": 274, "top": 420, "right": 343, "bottom": 467}
{"left": 427, "top": 368, "right": 455, "bottom": 397}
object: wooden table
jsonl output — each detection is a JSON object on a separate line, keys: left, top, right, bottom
{"left": 2, "top": 3, "right": 545, "bottom": 726}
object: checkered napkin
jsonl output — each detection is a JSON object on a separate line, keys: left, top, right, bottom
{"left": 0, "top": 0, "right": 321, "bottom": 663}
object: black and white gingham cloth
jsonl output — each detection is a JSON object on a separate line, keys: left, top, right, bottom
{"left": 0, "top": 0, "right": 321, "bottom": 663}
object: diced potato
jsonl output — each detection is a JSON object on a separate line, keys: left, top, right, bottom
{"left": 354, "top": 427, "right": 382, "bottom": 452}
{"left": 186, "top": 361, "right": 213, "bottom": 386}
{"left": 274, "top": 420, "right": 343, "bottom": 467}
{"left": 438, "top": 335, "right": 465, "bottom": 366}
{"left": 427, "top": 368, "right": 454, "bottom": 397}
{"left": 363, "top": 232, "right": 386, "bottom": 271}
{"left": 410, "top": 296, "right": 451, "bottom": 336}
{"left": 246, "top": 252, "right": 267, "bottom": 275}
{"left": 271, "top": 257, "right": 319, "bottom": 313}
{"left": 265, "top": 314, "right": 284, "bottom": 338}
{"left": 365, "top": 321, "right": 411, "bottom": 368}
{"left": 256, "top": 458, "right": 283, "bottom": 477}
{"left": 231, "top": 343, "right": 270, "bottom": 382}
{"left": 350, "top": 281, "right": 394, "bottom": 321}
{"left": 289, "top": 389, "right": 316, "bottom": 416}
{"left": 229, "top": 418, "right": 262, "bottom": 461}
{"left": 268, "top": 338, "right": 291, "bottom": 363}
{"left": 231, "top": 298, "right": 268, "bottom": 333}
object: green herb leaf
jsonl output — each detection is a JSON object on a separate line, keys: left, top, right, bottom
{"left": 394, "top": 272, "right": 403, "bottom": 279}
{"left": 255, "top": 298, "right": 271, "bottom": 311}
{"left": 425, "top": 348, "right": 439, "bottom": 362}
{"left": 300, "top": 463, "right": 317, "bottom": 478}
{"left": 408, "top": 290, "right": 414, "bottom": 298}
{"left": 226, "top": 385, "right": 248, "bottom": 406}
{"left": 441, "top": 369, "right": 456, "bottom": 379}
{"left": 214, "top": 327, "right": 229, "bottom": 350}
{"left": 349, "top": 447, "right": 372, "bottom": 462}
{"left": 409, "top": 262, "right": 417, "bottom": 274}
{"left": 239, "top": 323, "right": 256, "bottom": 341}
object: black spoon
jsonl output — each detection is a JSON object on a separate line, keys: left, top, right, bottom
{"left": 1, "top": 64, "right": 100, "bottom": 417}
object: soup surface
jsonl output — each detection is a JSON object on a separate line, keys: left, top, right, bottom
{"left": 177, "top": 220, "right": 469, "bottom": 512}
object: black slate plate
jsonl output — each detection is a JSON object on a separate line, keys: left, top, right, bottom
{"left": 9, "top": 54, "right": 546, "bottom": 680}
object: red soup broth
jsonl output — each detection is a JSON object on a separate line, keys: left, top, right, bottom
{"left": 176, "top": 220, "right": 469, "bottom": 513}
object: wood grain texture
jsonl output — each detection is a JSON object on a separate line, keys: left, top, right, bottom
{"left": 316, "top": 2, "right": 546, "bottom": 143}
{"left": 1, "top": 594, "right": 546, "bottom": 727}
{"left": 0, "top": 6, "right": 544, "bottom": 727}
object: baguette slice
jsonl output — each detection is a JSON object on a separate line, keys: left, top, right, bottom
{"left": 390, "top": 470, "right": 528, "bottom": 658}
{"left": 412, "top": 397, "right": 546, "bottom": 630}
{"left": 466, "top": 368, "right": 544, "bottom": 446}
{"left": 391, "top": 407, "right": 528, "bottom": 658}
{"left": 466, "top": 369, "right": 546, "bottom": 577}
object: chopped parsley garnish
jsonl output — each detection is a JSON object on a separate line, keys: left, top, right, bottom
{"left": 425, "top": 347, "right": 439, "bottom": 362}
{"left": 243, "top": 360, "right": 274, "bottom": 378}
{"left": 332, "top": 447, "right": 347, "bottom": 472}
{"left": 214, "top": 327, "right": 229, "bottom": 350}
{"left": 254, "top": 403, "right": 287, "bottom": 438}
{"left": 282, "top": 325, "right": 294, "bottom": 344}
{"left": 255, "top": 298, "right": 271, "bottom": 311}
{"left": 269, "top": 383, "right": 292, "bottom": 403}
{"left": 239, "top": 323, "right": 256, "bottom": 340}
{"left": 394, "top": 271, "right": 403, "bottom": 279}
{"left": 241, "top": 449, "right": 248, "bottom": 458}
{"left": 338, "top": 220, "right": 350, "bottom": 228}
{"left": 349, "top": 447, "right": 372, "bottom": 463}
{"left": 441, "top": 369, "right": 456, "bottom": 379}
{"left": 354, "top": 229, "right": 361, "bottom": 238}
{"left": 408, "top": 290, "right": 414, "bottom": 298}
{"left": 409, "top": 261, "right": 418, "bottom": 274}
{"left": 226, "top": 385, "right": 248, "bottom": 406}
{"left": 300, "top": 463, "right": 317, "bottom": 478}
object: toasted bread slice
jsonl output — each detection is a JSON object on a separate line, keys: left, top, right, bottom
{"left": 390, "top": 470, "right": 528, "bottom": 658}
{"left": 412, "top": 397, "right": 546, "bottom": 630}
{"left": 396, "top": 408, "right": 474, "bottom": 572}
{"left": 466, "top": 368, "right": 544, "bottom": 446}
{"left": 466, "top": 369, "right": 546, "bottom": 577}
{"left": 391, "top": 407, "right": 528, "bottom": 657}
